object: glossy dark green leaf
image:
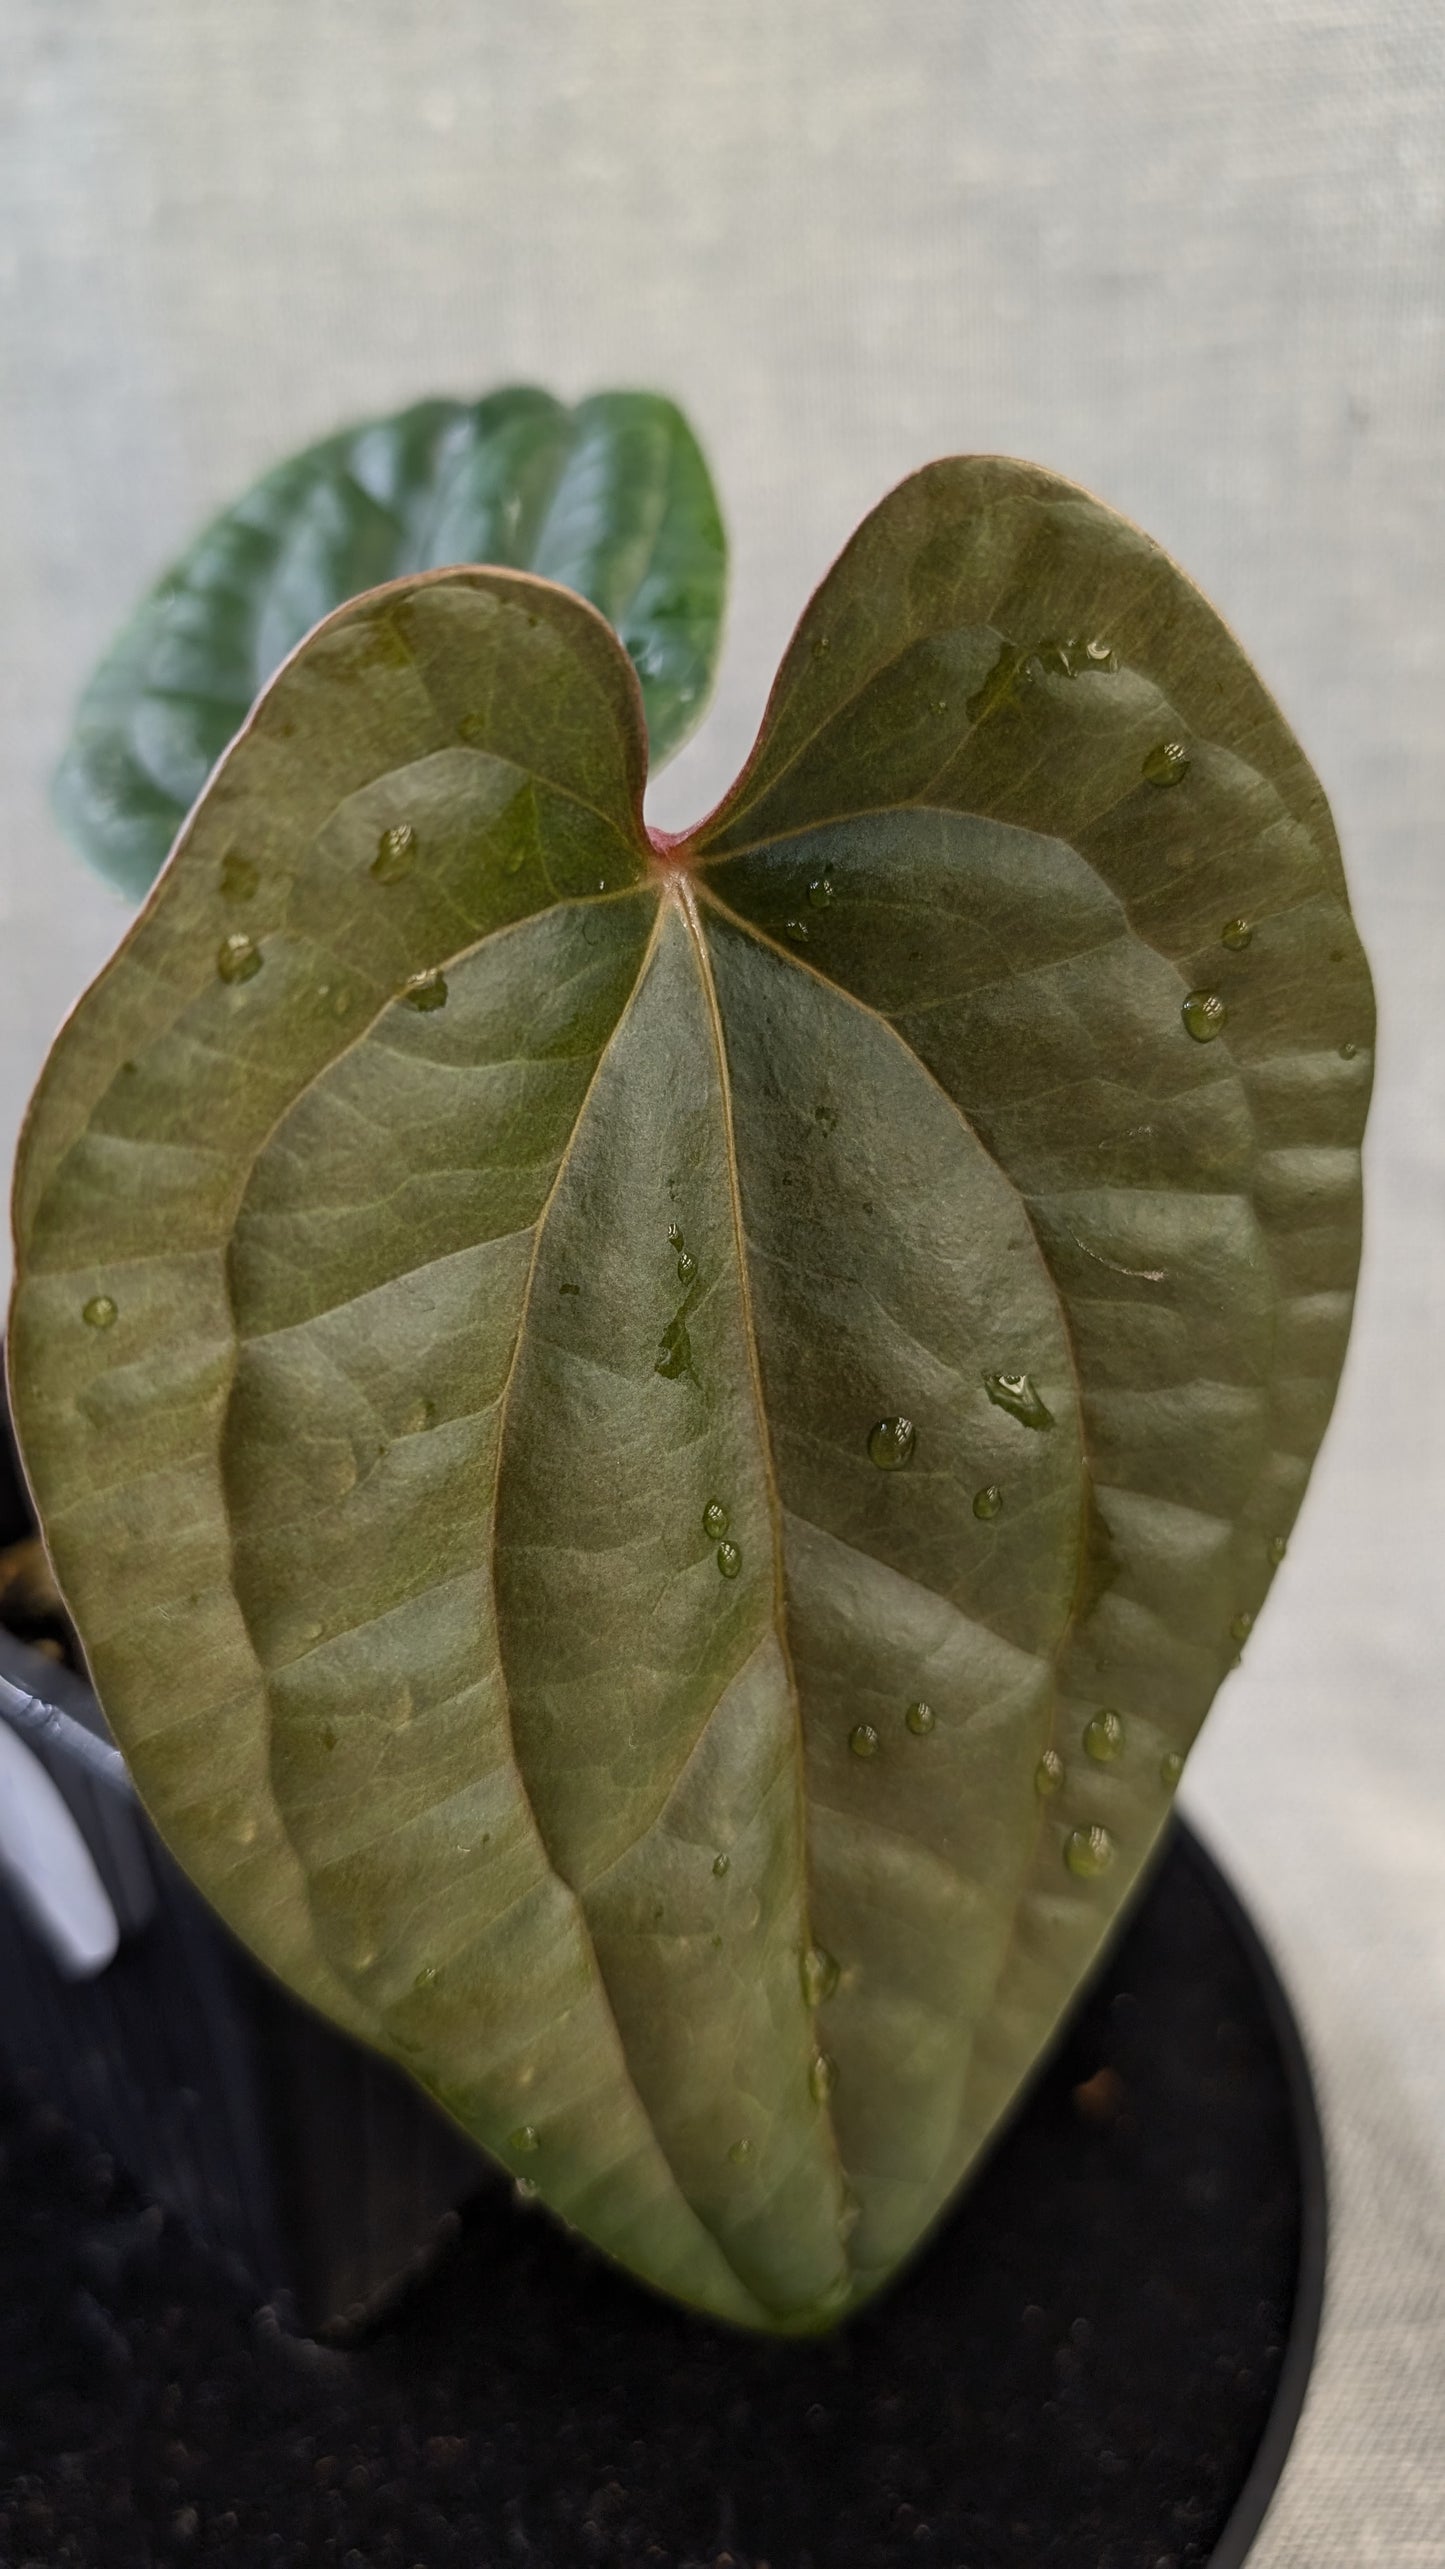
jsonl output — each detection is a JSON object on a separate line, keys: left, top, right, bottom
{"left": 10, "top": 460, "right": 1373, "bottom": 2332}
{"left": 54, "top": 389, "right": 725, "bottom": 900}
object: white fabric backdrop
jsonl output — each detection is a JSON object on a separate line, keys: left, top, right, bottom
{"left": 2, "top": 3, "right": 1442, "bottom": 2555}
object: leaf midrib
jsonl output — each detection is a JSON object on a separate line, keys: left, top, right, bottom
{"left": 676, "top": 876, "right": 853, "bottom": 2274}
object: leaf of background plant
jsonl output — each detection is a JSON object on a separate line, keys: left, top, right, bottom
{"left": 53, "top": 388, "right": 726, "bottom": 901}
{"left": 9, "top": 460, "right": 1373, "bottom": 2333}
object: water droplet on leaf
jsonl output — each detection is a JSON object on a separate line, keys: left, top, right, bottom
{"left": 868, "top": 1415, "right": 916, "bottom": 1470}
{"left": 1041, "top": 633, "right": 1121, "bottom": 677}
{"left": 712, "top": 1852, "right": 730, "bottom": 1878}
{"left": 728, "top": 2138, "right": 753, "bottom": 2165}
{"left": 371, "top": 821, "right": 417, "bottom": 882}
{"left": 510, "top": 2124, "right": 540, "bottom": 2154}
{"left": 973, "top": 1483, "right": 1004, "bottom": 1519}
{"left": 716, "top": 1539, "right": 741, "bottom": 1580}
{"left": 1229, "top": 1610, "right": 1254, "bottom": 1642}
{"left": 983, "top": 1372, "right": 1053, "bottom": 1429}
{"left": 82, "top": 1295, "right": 117, "bottom": 1330}
{"left": 1065, "top": 1824, "right": 1115, "bottom": 1879}
{"left": 848, "top": 1722, "right": 881, "bottom": 1762}
{"left": 656, "top": 1306, "right": 696, "bottom": 1381}
{"left": 1035, "top": 1748, "right": 1064, "bottom": 1796}
{"left": 1182, "top": 989, "right": 1227, "bottom": 1043}
{"left": 1160, "top": 1750, "right": 1185, "bottom": 1787}
{"left": 904, "top": 1700, "right": 936, "bottom": 1737}
{"left": 1084, "top": 1709, "right": 1124, "bottom": 1763}
{"left": 413, "top": 1963, "right": 438, "bottom": 1993}
{"left": 1142, "top": 739, "right": 1190, "bottom": 787}
{"left": 514, "top": 2176, "right": 539, "bottom": 2202}
{"left": 667, "top": 1221, "right": 683, "bottom": 1246}
{"left": 800, "top": 1945, "right": 840, "bottom": 2005}
{"left": 402, "top": 969, "right": 448, "bottom": 1013}
{"left": 809, "top": 2052, "right": 838, "bottom": 2104}
{"left": 807, "top": 872, "right": 835, "bottom": 910}
{"left": 1340, "top": 1040, "right": 1359, "bottom": 1060}
{"left": 1267, "top": 1535, "right": 1287, "bottom": 1567}
{"left": 1221, "top": 917, "right": 1253, "bottom": 950}
{"left": 217, "top": 932, "right": 262, "bottom": 984}
{"left": 785, "top": 917, "right": 810, "bottom": 943}
{"left": 677, "top": 1250, "right": 698, "bottom": 1287}
{"left": 703, "top": 1501, "right": 730, "bottom": 1540}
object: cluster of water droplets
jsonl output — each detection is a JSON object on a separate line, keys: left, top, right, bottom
{"left": 848, "top": 1361, "right": 1063, "bottom": 1760}
{"left": 847, "top": 1698, "right": 938, "bottom": 1758}
{"left": 965, "top": 631, "right": 1120, "bottom": 727}
{"left": 701, "top": 1494, "right": 740, "bottom": 1581}
{"left": 1036, "top": 634, "right": 1120, "bottom": 679}
{"left": 784, "top": 866, "right": 836, "bottom": 946}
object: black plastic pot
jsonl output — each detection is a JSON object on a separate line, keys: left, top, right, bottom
{"left": 0, "top": 1385, "right": 1324, "bottom": 2565}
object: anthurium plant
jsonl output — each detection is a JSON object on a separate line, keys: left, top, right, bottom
{"left": 9, "top": 397, "right": 1372, "bottom": 2337}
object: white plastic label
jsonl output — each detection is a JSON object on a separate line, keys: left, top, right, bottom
{"left": 0, "top": 1718, "right": 120, "bottom": 1979}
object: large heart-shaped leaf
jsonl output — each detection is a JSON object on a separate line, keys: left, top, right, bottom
{"left": 9, "top": 459, "right": 1372, "bottom": 2333}
{"left": 54, "top": 388, "right": 725, "bottom": 901}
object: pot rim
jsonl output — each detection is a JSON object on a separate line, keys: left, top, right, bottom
{"left": 1181, "top": 1823, "right": 1328, "bottom": 2569}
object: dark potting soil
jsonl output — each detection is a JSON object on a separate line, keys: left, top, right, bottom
{"left": 0, "top": 1829, "right": 1309, "bottom": 2569}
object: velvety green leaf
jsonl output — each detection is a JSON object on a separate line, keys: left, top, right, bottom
{"left": 9, "top": 460, "right": 1373, "bottom": 2334}
{"left": 54, "top": 389, "right": 726, "bottom": 900}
